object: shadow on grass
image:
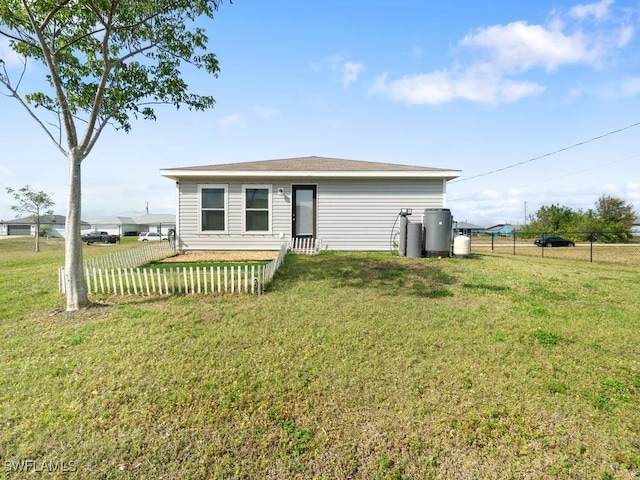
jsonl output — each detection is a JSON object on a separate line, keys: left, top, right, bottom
{"left": 269, "top": 251, "right": 459, "bottom": 298}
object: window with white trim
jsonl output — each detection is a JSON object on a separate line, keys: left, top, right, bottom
{"left": 199, "top": 184, "right": 227, "bottom": 232}
{"left": 243, "top": 185, "right": 271, "bottom": 233}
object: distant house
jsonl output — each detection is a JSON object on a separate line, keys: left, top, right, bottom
{"left": 88, "top": 214, "right": 176, "bottom": 237}
{"left": 454, "top": 221, "right": 485, "bottom": 236}
{"left": 0, "top": 214, "right": 90, "bottom": 237}
{"left": 486, "top": 224, "right": 520, "bottom": 237}
{"left": 632, "top": 216, "right": 640, "bottom": 236}
{"left": 160, "top": 156, "right": 461, "bottom": 251}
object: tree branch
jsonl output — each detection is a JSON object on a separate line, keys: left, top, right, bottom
{"left": 0, "top": 53, "right": 26, "bottom": 92}
{"left": 78, "top": 0, "right": 117, "bottom": 153}
{"left": 0, "top": 28, "right": 41, "bottom": 51}
{"left": 84, "top": 114, "right": 113, "bottom": 156}
{"left": 0, "top": 77, "right": 67, "bottom": 157}
{"left": 51, "top": 1, "right": 179, "bottom": 55}
{"left": 20, "top": 0, "right": 79, "bottom": 148}
{"left": 115, "top": 42, "right": 158, "bottom": 66}
{"left": 40, "top": 0, "right": 75, "bottom": 31}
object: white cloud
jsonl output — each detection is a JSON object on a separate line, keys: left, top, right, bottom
{"left": 570, "top": 0, "right": 614, "bottom": 21}
{"left": 620, "top": 77, "right": 640, "bottom": 97}
{"left": 326, "top": 55, "right": 364, "bottom": 88}
{"left": 627, "top": 187, "right": 640, "bottom": 204}
{"left": 616, "top": 25, "right": 634, "bottom": 47}
{"left": 372, "top": 71, "right": 455, "bottom": 105}
{"left": 371, "top": 0, "right": 635, "bottom": 106}
{"left": 81, "top": 180, "right": 175, "bottom": 220}
{"left": 481, "top": 190, "right": 502, "bottom": 200}
{"left": 626, "top": 183, "right": 640, "bottom": 204}
{"left": 218, "top": 113, "right": 244, "bottom": 133}
{"left": 450, "top": 178, "right": 640, "bottom": 226}
{"left": 566, "top": 86, "right": 584, "bottom": 100}
{"left": 452, "top": 195, "right": 525, "bottom": 226}
{"left": 371, "top": 69, "right": 544, "bottom": 105}
{"left": 461, "top": 21, "right": 597, "bottom": 72}
{"left": 627, "top": 191, "right": 640, "bottom": 203}
{"left": 498, "top": 78, "right": 546, "bottom": 102}
{"left": 342, "top": 61, "right": 364, "bottom": 87}
{"left": 253, "top": 106, "right": 279, "bottom": 119}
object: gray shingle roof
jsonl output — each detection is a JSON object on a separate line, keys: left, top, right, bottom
{"left": 166, "top": 156, "right": 455, "bottom": 173}
{"left": 161, "top": 156, "right": 459, "bottom": 178}
{"left": 455, "top": 221, "right": 485, "bottom": 230}
{"left": 131, "top": 214, "right": 176, "bottom": 225}
{"left": 89, "top": 214, "right": 175, "bottom": 225}
{"left": 1, "top": 214, "right": 89, "bottom": 225}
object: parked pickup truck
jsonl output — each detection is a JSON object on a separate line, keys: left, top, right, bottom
{"left": 81, "top": 231, "right": 120, "bottom": 244}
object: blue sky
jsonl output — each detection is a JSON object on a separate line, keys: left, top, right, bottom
{"left": 1, "top": 0, "right": 639, "bottom": 226}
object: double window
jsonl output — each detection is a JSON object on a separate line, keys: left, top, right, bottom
{"left": 243, "top": 185, "right": 271, "bottom": 233}
{"left": 199, "top": 184, "right": 227, "bottom": 232}
{"left": 198, "top": 184, "right": 272, "bottom": 234}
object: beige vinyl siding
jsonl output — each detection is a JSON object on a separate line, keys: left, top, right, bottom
{"left": 176, "top": 177, "right": 445, "bottom": 251}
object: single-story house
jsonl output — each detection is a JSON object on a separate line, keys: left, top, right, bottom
{"left": 160, "top": 156, "right": 461, "bottom": 252}
{"left": 632, "top": 216, "right": 640, "bottom": 236}
{"left": 454, "top": 221, "right": 485, "bottom": 237}
{"left": 486, "top": 224, "right": 520, "bottom": 237}
{"left": 0, "top": 214, "right": 90, "bottom": 237}
{"left": 88, "top": 214, "right": 176, "bottom": 236}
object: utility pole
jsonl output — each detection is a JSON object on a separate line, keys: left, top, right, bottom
{"left": 524, "top": 201, "right": 527, "bottom": 226}
{"left": 145, "top": 202, "right": 149, "bottom": 215}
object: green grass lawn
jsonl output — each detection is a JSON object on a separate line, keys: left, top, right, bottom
{"left": 1, "top": 237, "right": 639, "bottom": 479}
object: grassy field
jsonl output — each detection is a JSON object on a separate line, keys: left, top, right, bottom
{"left": 1, "top": 237, "right": 639, "bottom": 479}
{"left": 470, "top": 236, "right": 640, "bottom": 266}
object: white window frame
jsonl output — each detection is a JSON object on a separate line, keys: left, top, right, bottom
{"left": 242, "top": 184, "right": 272, "bottom": 234}
{"left": 198, "top": 184, "right": 228, "bottom": 233}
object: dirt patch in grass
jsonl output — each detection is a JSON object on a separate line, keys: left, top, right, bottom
{"left": 160, "top": 250, "right": 279, "bottom": 262}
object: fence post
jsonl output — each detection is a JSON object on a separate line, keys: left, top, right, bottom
{"left": 590, "top": 239, "right": 593, "bottom": 263}
{"left": 513, "top": 231, "right": 516, "bottom": 255}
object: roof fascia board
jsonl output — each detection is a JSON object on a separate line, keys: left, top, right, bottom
{"left": 160, "top": 169, "right": 462, "bottom": 180}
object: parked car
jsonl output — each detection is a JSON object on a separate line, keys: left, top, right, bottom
{"left": 138, "top": 232, "right": 168, "bottom": 242}
{"left": 534, "top": 236, "right": 575, "bottom": 247}
{"left": 81, "top": 231, "right": 120, "bottom": 244}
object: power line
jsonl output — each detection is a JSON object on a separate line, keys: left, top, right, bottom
{"left": 448, "top": 153, "right": 640, "bottom": 203}
{"left": 450, "top": 121, "right": 640, "bottom": 184}
{"left": 515, "top": 153, "right": 640, "bottom": 189}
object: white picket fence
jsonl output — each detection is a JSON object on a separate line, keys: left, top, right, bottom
{"left": 289, "top": 237, "right": 322, "bottom": 255}
{"left": 84, "top": 240, "right": 176, "bottom": 270}
{"left": 58, "top": 242, "right": 289, "bottom": 297}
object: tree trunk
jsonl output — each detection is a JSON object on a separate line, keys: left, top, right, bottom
{"left": 34, "top": 219, "right": 40, "bottom": 252}
{"left": 64, "top": 150, "right": 89, "bottom": 311}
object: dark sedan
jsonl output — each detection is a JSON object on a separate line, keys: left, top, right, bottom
{"left": 534, "top": 236, "right": 575, "bottom": 247}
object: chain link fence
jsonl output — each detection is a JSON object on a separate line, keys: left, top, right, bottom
{"left": 468, "top": 231, "right": 640, "bottom": 266}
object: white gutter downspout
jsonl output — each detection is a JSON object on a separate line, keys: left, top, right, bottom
{"left": 175, "top": 181, "right": 181, "bottom": 252}
{"left": 442, "top": 178, "right": 447, "bottom": 207}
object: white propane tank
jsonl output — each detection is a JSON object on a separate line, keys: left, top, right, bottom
{"left": 453, "top": 234, "right": 471, "bottom": 257}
